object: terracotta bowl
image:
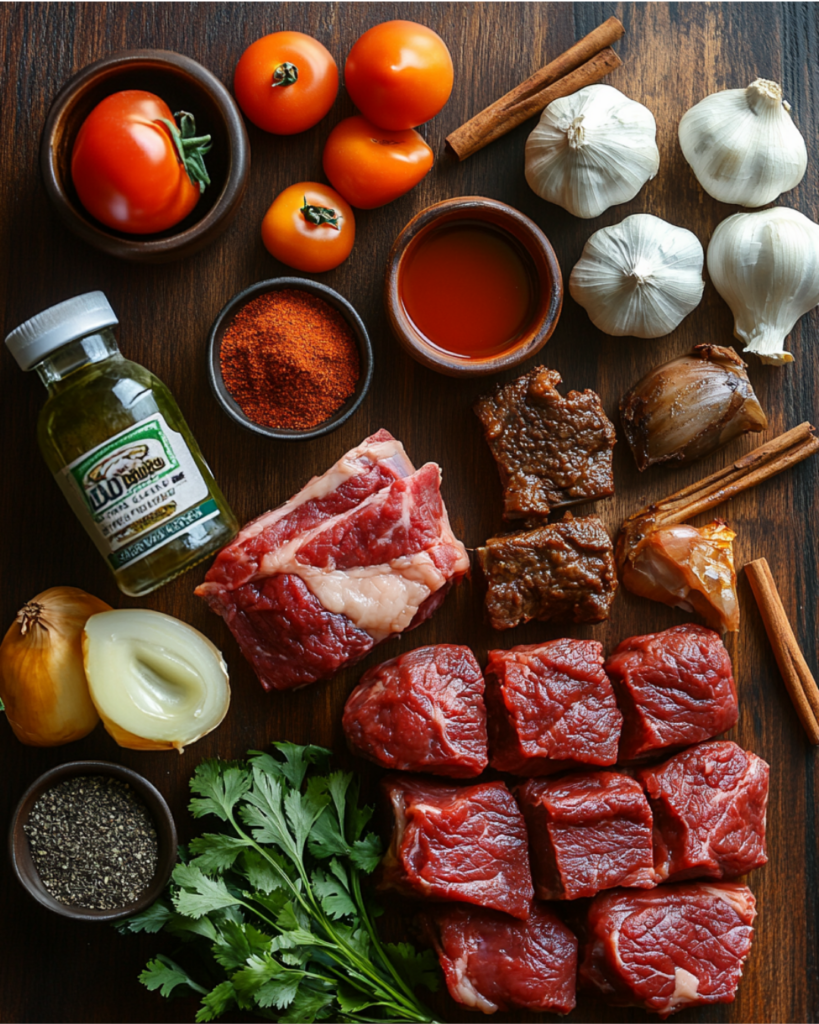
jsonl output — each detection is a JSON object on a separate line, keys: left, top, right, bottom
{"left": 208, "top": 277, "right": 374, "bottom": 441}
{"left": 384, "top": 196, "right": 563, "bottom": 377}
{"left": 41, "top": 49, "right": 250, "bottom": 263}
{"left": 9, "top": 760, "right": 177, "bottom": 922}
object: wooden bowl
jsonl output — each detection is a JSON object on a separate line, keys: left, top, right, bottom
{"left": 208, "top": 277, "right": 374, "bottom": 440}
{"left": 9, "top": 760, "right": 177, "bottom": 922}
{"left": 41, "top": 50, "right": 250, "bottom": 263}
{"left": 385, "top": 196, "right": 563, "bottom": 377}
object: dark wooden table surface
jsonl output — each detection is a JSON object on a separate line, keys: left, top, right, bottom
{"left": 1, "top": 3, "right": 818, "bottom": 1022}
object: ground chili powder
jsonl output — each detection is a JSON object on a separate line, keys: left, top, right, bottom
{"left": 220, "top": 289, "right": 360, "bottom": 430}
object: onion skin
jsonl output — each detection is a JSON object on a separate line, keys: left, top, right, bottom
{"left": 620, "top": 345, "right": 768, "bottom": 471}
{"left": 0, "top": 587, "right": 110, "bottom": 746}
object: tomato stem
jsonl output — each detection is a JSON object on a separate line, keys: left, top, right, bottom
{"left": 156, "top": 111, "right": 212, "bottom": 193}
{"left": 300, "top": 197, "right": 340, "bottom": 229}
{"left": 272, "top": 62, "right": 299, "bottom": 87}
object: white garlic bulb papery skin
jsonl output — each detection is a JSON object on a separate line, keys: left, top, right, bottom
{"left": 569, "top": 214, "right": 705, "bottom": 338}
{"left": 525, "top": 84, "right": 660, "bottom": 219}
{"left": 678, "top": 79, "right": 807, "bottom": 207}
{"left": 707, "top": 207, "right": 819, "bottom": 365}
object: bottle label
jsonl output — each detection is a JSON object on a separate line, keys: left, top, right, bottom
{"left": 57, "top": 413, "right": 217, "bottom": 570}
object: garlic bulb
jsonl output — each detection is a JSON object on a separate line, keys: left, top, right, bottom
{"left": 525, "top": 84, "right": 660, "bottom": 219}
{"left": 0, "top": 587, "right": 110, "bottom": 746}
{"left": 83, "top": 609, "right": 230, "bottom": 752}
{"left": 569, "top": 214, "right": 705, "bottom": 337}
{"left": 679, "top": 79, "right": 807, "bottom": 207}
{"left": 707, "top": 207, "right": 819, "bottom": 365}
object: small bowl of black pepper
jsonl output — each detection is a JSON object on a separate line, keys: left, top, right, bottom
{"left": 9, "top": 761, "right": 177, "bottom": 922}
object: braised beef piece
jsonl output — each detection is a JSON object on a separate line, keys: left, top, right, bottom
{"left": 477, "top": 513, "right": 618, "bottom": 629}
{"left": 474, "top": 366, "right": 616, "bottom": 521}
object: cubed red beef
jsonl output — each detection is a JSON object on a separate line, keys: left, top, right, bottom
{"left": 605, "top": 624, "right": 738, "bottom": 762}
{"left": 420, "top": 902, "right": 577, "bottom": 1014}
{"left": 637, "top": 741, "right": 769, "bottom": 882}
{"left": 379, "top": 775, "right": 534, "bottom": 920}
{"left": 342, "top": 645, "right": 488, "bottom": 778}
{"left": 580, "top": 883, "right": 756, "bottom": 1017}
{"left": 517, "top": 771, "right": 656, "bottom": 900}
{"left": 485, "top": 639, "right": 622, "bottom": 775}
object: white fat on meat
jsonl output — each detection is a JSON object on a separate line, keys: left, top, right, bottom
{"left": 449, "top": 957, "right": 498, "bottom": 1015}
{"left": 701, "top": 884, "right": 757, "bottom": 920}
{"left": 229, "top": 433, "right": 414, "bottom": 547}
{"left": 667, "top": 968, "right": 700, "bottom": 1009}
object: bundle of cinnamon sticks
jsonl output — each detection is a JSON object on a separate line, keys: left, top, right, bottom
{"left": 447, "top": 16, "right": 625, "bottom": 161}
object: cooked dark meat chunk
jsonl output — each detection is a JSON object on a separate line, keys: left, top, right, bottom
{"left": 517, "top": 771, "right": 656, "bottom": 900}
{"left": 605, "top": 624, "right": 738, "bottom": 762}
{"left": 580, "top": 883, "right": 756, "bottom": 1017}
{"left": 343, "top": 644, "right": 488, "bottom": 778}
{"left": 477, "top": 514, "right": 618, "bottom": 629}
{"left": 474, "top": 366, "right": 616, "bottom": 520}
{"left": 485, "top": 639, "right": 621, "bottom": 775}
{"left": 637, "top": 741, "right": 769, "bottom": 882}
{"left": 379, "top": 775, "right": 534, "bottom": 920}
{"left": 420, "top": 902, "right": 578, "bottom": 1014}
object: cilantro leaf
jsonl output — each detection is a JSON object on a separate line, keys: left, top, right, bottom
{"left": 172, "top": 863, "right": 242, "bottom": 919}
{"left": 189, "top": 833, "right": 251, "bottom": 872}
{"left": 212, "top": 919, "right": 273, "bottom": 970}
{"left": 277, "top": 985, "right": 335, "bottom": 1022}
{"left": 384, "top": 943, "right": 441, "bottom": 993}
{"left": 116, "top": 899, "right": 173, "bottom": 934}
{"left": 188, "top": 761, "right": 251, "bottom": 822}
{"left": 311, "top": 867, "right": 356, "bottom": 920}
{"left": 284, "top": 778, "right": 330, "bottom": 858}
{"left": 241, "top": 847, "right": 291, "bottom": 893}
{"left": 350, "top": 833, "right": 383, "bottom": 873}
{"left": 139, "top": 955, "right": 206, "bottom": 997}
{"left": 194, "top": 980, "right": 236, "bottom": 1023}
{"left": 232, "top": 953, "right": 304, "bottom": 1008}
{"left": 269, "top": 741, "right": 331, "bottom": 788}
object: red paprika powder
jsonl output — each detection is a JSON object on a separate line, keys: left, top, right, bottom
{"left": 220, "top": 289, "right": 360, "bottom": 430}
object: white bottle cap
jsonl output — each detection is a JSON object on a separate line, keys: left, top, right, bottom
{"left": 5, "top": 291, "right": 118, "bottom": 371}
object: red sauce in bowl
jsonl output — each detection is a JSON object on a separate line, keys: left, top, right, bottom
{"left": 399, "top": 221, "right": 537, "bottom": 359}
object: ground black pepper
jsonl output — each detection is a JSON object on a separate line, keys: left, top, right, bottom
{"left": 23, "top": 775, "right": 159, "bottom": 910}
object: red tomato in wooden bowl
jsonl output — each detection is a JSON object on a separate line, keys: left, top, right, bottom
{"left": 344, "top": 20, "right": 453, "bottom": 130}
{"left": 234, "top": 31, "right": 338, "bottom": 134}
{"left": 261, "top": 183, "right": 355, "bottom": 272}
{"left": 322, "top": 116, "right": 433, "bottom": 209}
{"left": 71, "top": 90, "right": 210, "bottom": 235}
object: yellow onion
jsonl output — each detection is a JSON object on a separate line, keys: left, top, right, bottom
{"left": 83, "top": 609, "right": 230, "bottom": 753}
{"left": 0, "top": 587, "right": 111, "bottom": 746}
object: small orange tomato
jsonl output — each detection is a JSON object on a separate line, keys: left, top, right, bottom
{"left": 234, "top": 31, "right": 338, "bottom": 134}
{"left": 344, "top": 20, "right": 453, "bottom": 130}
{"left": 261, "top": 183, "right": 355, "bottom": 272}
{"left": 322, "top": 116, "right": 433, "bottom": 210}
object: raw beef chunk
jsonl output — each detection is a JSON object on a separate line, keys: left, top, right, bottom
{"left": 343, "top": 645, "right": 488, "bottom": 778}
{"left": 196, "top": 430, "right": 469, "bottom": 690}
{"left": 485, "top": 639, "right": 622, "bottom": 775}
{"left": 637, "top": 741, "right": 769, "bottom": 882}
{"left": 379, "top": 775, "right": 534, "bottom": 919}
{"left": 420, "top": 902, "right": 577, "bottom": 1014}
{"left": 474, "top": 365, "right": 616, "bottom": 521}
{"left": 605, "top": 624, "right": 738, "bottom": 761}
{"left": 477, "top": 514, "right": 618, "bottom": 630}
{"left": 517, "top": 772, "right": 656, "bottom": 899}
{"left": 580, "top": 883, "right": 756, "bottom": 1017}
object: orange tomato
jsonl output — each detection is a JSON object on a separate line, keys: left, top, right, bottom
{"left": 322, "top": 116, "right": 433, "bottom": 210}
{"left": 234, "top": 31, "right": 338, "bottom": 135}
{"left": 344, "top": 20, "right": 453, "bottom": 130}
{"left": 261, "top": 183, "right": 355, "bottom": 272}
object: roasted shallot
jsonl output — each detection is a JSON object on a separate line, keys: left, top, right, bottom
{"left": 620, "top": 344, "right": 767, "bottom": 471}
{"left": 616, "top": 423, "right": 819, "bottom": 631}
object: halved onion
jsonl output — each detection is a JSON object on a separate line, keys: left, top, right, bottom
{"left": 83, "top": 609, "right": 230, "bottom": 752}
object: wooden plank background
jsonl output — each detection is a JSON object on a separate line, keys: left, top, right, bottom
{"left": 1, "top": 3, "right": 817, "bottom": 1022}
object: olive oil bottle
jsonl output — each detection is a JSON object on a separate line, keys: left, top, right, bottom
{"left": 5, "top": 292, "right": 238, "bottom": 596}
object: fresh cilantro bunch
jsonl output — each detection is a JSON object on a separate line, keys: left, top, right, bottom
{"left": 119, "top": 743, "right": 439, "bottom": 1023}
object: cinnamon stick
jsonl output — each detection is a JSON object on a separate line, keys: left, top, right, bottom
{"left": 745, "top": 557, "right": 819, "bottom": 745}
{"left": 446, "top": 17, "right": 625, "bottom": 161}
{"left": 631, "top": 423, "right": 819, "bottom": 530}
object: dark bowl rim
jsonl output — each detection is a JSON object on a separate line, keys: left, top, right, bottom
{"left": 40, "top": 48, "right": 250, "bottom": 261}
{"left": 384, "top": 195, "right": 564, "bottom": 378}
{"left": 8, "top": 759, "right": 178, "bottom": 923}
{"left": 207, "top": 277, "right": 374, "bottom": 441}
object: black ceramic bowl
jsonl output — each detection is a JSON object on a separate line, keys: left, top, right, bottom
{"left": 208, "top": 278, "right": 374, "bottom": 440}
{"left": 41, "top": 49, "right": 250, "bottom": 263}
{"left": 9, "top": 760, "right": 177, "bottom": 922}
